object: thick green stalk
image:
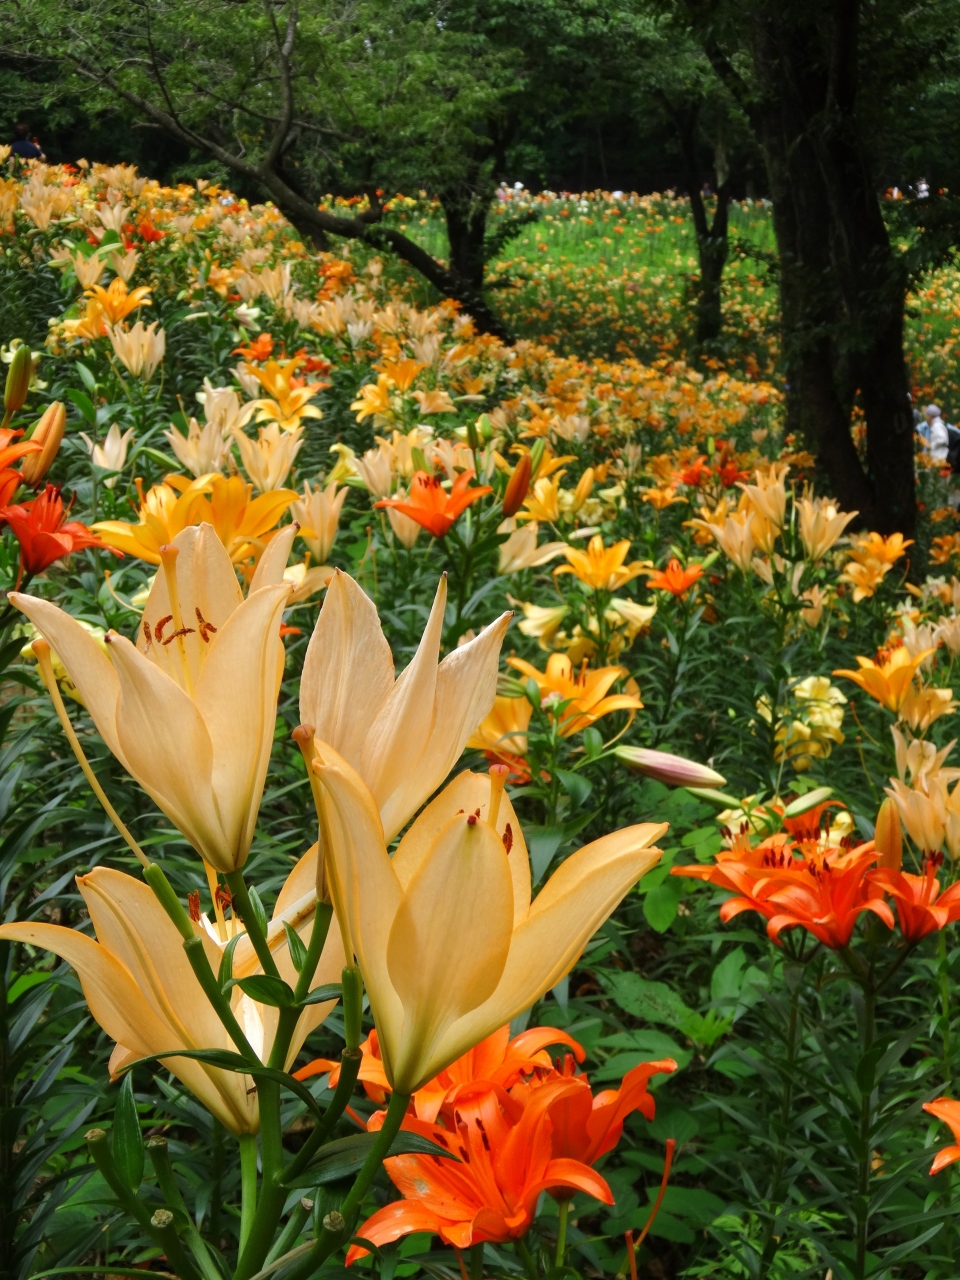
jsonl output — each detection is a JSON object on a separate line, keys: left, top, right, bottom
{"left": 234, "top": 1079, "right": 287, "bottom": 1280}
{"left": 86, "top": 1129, "right": 202, "bottom": 1280}
{"left": 854, "top": 985, "right": 877, "bottom": 1280}
{"left": 939, "top": 930, "right": 954, "bottom": 1263}
{"left": 555, "top": 1200, "right": 569, "bottom": 1267}
{"left": 757, "top": 959, "right": 804, "bottom": 1280}
{"left": 182, "top": 936, "right": 258, "bottom": 1063}
{"left": 283, "top": 1046, "right": 363, "bottom": 1183}
{"left": 282, "top": 1089, "right": 412, "bottom": 1280}
{"left": 239, "top": 1133, "right": 259, "bottom": 1255}
{"left": 146, "top": 1137, "right": 221, "bottom": 1280}
{"left": 225, "top": 871, "right": 281, "bottom": 980}
{"left": 264, "top": 1197, "right": 313, "bottom": 1266}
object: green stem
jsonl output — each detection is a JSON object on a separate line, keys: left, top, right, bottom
{"left": 235, "top": 1081, "right": 285, "bottom": 1280}
{"left": 555, "top": 1200, "right": 569, "bottom": 1268}
{"left": 146, "top": 1138, "right": 221, "bottom": 1280}
{"left": 264, "top": 1196, "right": 313, "bottom": 1266}
{"left": 293, "top": 903, "right": 333, "bottom": 1005}
{"left": 283, "top": 1089, "right": 412, "bottom": 1280}
{"left": 182, "top": 936, "right": 258, "bottom": 1063}
{"left": 225, "top": 871, "right": 282, "bottom": 980}
{"left": 515, "top": 1238, "right": 539, "bottom": 1280}
{"left": 939, "top": 929, "right": 954, "bottom": 1263}
{"left": 757, "top": 960, "right": 804, "bottom": 1280}
{"left": 283, "top": 1046, "right": 363, "bottom": 1182}
{"left": 855, "top": 984, "right": 877, "bottom": 1280}
{"left": 239, "top": 1133, "right": 258, "bottom": 1255}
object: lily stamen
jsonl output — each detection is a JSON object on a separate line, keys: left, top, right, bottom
{"left": 159, "top": 543, "right": 193, "bottom": 694}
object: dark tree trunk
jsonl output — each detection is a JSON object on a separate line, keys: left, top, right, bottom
{"left": 693, "top": 0, "right": 916, "bottom": 535}
{"left": 441, "top": 188, "right": 490, "bottom": 293}
{"left": 670, "top": 104, "right": 732, "bottom": 348}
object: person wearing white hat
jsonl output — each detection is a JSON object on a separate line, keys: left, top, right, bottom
{"left": 921, "top": 403, "right": 950, "bottom": 462}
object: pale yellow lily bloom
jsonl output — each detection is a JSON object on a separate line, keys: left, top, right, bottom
{"left": 313, "top": 751, "right": 665, "bottom": 1093}
{"left": 300, "top": 572, "right": 511, "bottom": 842}
{"left": 0, "top": 857, "right": 343, "bottom": 1134}
{"left": 496, "top": 519, "right": 567, "bottom": 574}
{"left": 291, "top": 478, "right": 348, "bottom": 564}
{"left": 232, "top": 421, "right": 304, "bottom": 492}
{"left": 797, "top": 495, "right": 858, "bottom": 562}
{"left": 12, "top": 524, "right": 290, "bottom": 872}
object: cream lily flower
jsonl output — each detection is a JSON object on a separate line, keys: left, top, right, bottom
{"left": 108, "top": 321, "right": 166, "bottom": 381}
{"left": 165, "top": 416, "right": 231, "bottom": 478}
{"left": 79, "top": 422, "right": 135, "bottom": 488}
{"left": 291, "top": 479, "right": 348, "bottom": 564}
{"left": 0, "top": 858, "right": 343, "bottom": 1134}
{"left": 233, "top": 422, "right": 304, "bottom": 493}
{"left": 797, "top": 495, "right": 858, "bottom": 562}
{"left": 300, "top": 572, "right": 511, "bottom": 842}
{"left": 11, "top": 524, "right": 290, "bottom": 872}
{"left": 313, "top": 752, "right": 665, "bottom": 1093}
{"left": 497, "top": 519, "right": 567, "bottom": 574}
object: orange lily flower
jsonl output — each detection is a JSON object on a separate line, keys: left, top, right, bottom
{"left": 248, "top": 357, "right": 327, "bottom": 432}
{"left": 759, "top": 845, "right": 893, "bottom": 949}
{"left": 847, "top": 531, "right": 913, "bottom": 568}
{"left": 0, "top": 485, "right": 108, "bottom": 584}
{"left": 530, "top": 1058, "right": 677, "bottom": 1198}
{"left": 834, "top": 646, "right": 934, "bottom": 713}
{"left": 84, "top": 277, "right": 152, "bottom": 325}
{"left": 232, "top": 333, "right": 274, "bottom": 362}
{"left": 508, "top": 653, "right": 642, "bottom": 736}
{"left": 869, "top": 855, "right": 960, "bottom": 942}
{"left": 376, "top": 470, "right": 492, "bottom": 538}
{"left": 923, "top": 1098, "right": 960, "bottom": 1173}
{"left": 346, "top": 1081, "right": 613, "bottom": 1261}
{"left": 646, "top": 558, "right": 703, "bottom": 598}
{"left": 295, "top": 1024, "right": 587, "bottom": 1119}
{"left": 555, "top": 535, "right": 650, "bottom": 592}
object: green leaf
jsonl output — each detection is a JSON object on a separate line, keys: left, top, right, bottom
{"left": 299, "top": 983, "right": 343, "bottom": 1008}
{"left": 598, "top": 971, "right": 731, "bottom": 1046}
{"left": 121, "top": 1047, "right": 326, "bottom": 1120}
{"left": 64, "top": 388, "right": 97, "bottom": 426}
{"left": 557, "top": 769, "right": 593, "bottom": 808}
{"left": 284, "top": 921, "right": 309, "bottom": 973}
{"left": 227, "top": 974, "right": 296, "bottom": 1007}
{"left": 247, "top": 886, "right": 269, "bottom": 939}
{"left": 582, "top": 727, "right": 604, "bottom": 759}
{"left": 643, "top": 878, "right": 683, "bottom": 932}
{"left": 217, "top": 934, "right": 242, "bottom": 990}
{"left": 75, "top": 362, "right": 97, "bottom": 393}
{"left": 112, "top": 1074, "right": 144, "bottom": 1193}
{"left": 283, "top": 1130, "right": 459, "bottom": 1189}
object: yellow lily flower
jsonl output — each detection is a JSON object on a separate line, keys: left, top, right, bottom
{"left": 834, "top": 646, "right": 936, "bottom": 714}
{"left": 0, "top": 857, "right": 343, "bottom": 1134}
{"left": 351, "top": 375, "right": 395, "bottom": 425}
{"left": 232, "top": 422, "right": 303, "bottom": 493}
{"left": 299, "top": 572, "right": 511, "bottom": 841}
{"left": 496, "top": 519, "right": 567, "bottom": 574}
{"left": 508, "top": 652, "right": 643, "bottom": 736}
{"left": 94, "top": 474, "right": 296, "bottom": 567}
{"left": 555, "top": 535, "right": 649, "bottom": 592}
{"left": 249, "top": 357, "right": 325, "bottom": 432}
{"left": 312, "top": 753, "right": 666, "bottom": 1093}
{"left": 466, "top": 695, "right": 533, "bottom": 761}
{"left": 12, "top": 524, "right": 291, "bottom": 872}
{"left": 517, "top": 601, "right": 569, "bottom": 648}
{"left": 85, "top": 276, "right": 152, "bottom": 324}
{"left": 518, "top": 475, "right": 565, "bottom": 523}
{"left": 797, "top": 495, "right": 858, "bottom": 561}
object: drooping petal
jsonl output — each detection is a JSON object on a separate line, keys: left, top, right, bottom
{"left": 106, "top": 632, "right": 227, "bottom": 866}
{"left": 300, "top": 572, "right": 395, "bottom": 766}
{"left": 10, "top": 592, "right": 125, "bottom": 761}
{"left": 392, "top": 770, "right": 530, "bottom": 923}
{"left": 346, "top": 1202, "right": 446, "bottom": 1263}
{"left": 193, "top": 583, "right": 289, "bottom": 866}
{"left": 386, "top": 815, "right": 514, "bottom": 1092}
{"left": 378, "top": 610, "right": 512, "bottom": 839}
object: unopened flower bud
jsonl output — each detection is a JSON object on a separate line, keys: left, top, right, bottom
{"left": 573, "top": 466, "right": 595, "bottom": 512}
{"left": 20, "top": 402, "right": 66, "bottom": 486}
{"left": 323, "top": 1210, "right": 345, "bottom": 1233}
{"left": 502, "top": 454, "right": 531, "bottom": 517}
{"left": 476, "top": 413, "right": 493, "bottom": 442}
{"left": 467, "top": 418, "right": 480, "bottom": 453}
{"left": 4, "top": 344, "right": 33, "bottom": 416}
{"left": 528, "top": 438, "right": 546, "bottom": 479}
{"left": 875, "top": 796, "right": 902, "bottom": 871}
{"left": 614, "top": 745, "right": 726, "bottom": 790}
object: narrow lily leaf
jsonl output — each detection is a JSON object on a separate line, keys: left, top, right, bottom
{"left": 282, "top": 1130, "right": 459, "bottom": 1189}
{"left": 298, "top": 983, "right": 343, "bottom": 1008}
{"left": 247, "top": 886, "right": 269, "bottom": 939}
{"left": 121, "top": 1048, "right": 326, "bottom": 1121}
{"left": 284, "top": 921, "right": 309, "bottom": 973}
{"left": 112, "top": 1073, "right": 144, "bottom": 1192}
{"left": 226, "top": 974, "right": 297, "bottom": 1007}
{"left": 217, "top": 934, "right": 242, "bottom": 990}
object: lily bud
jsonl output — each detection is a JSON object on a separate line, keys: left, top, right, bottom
{"left": 20, "top": 402, "right": 66, "bottom": 486}
{"left": 614, "top": 745, "right": 727, "bottom": 790}
{"left": 467, "top": 418, "right": 480, "bottom": 453}
{"left": 573, "top": 466, "right": 595, "bottom": 512}
{"left": 4, "top": 344, "right": 33, "bottom": 416}
{"left": 477, "top": 413, "right": 493, "bottom": 442}
{"left": 502, "top": 454, "right": 531, "bottom": 517}
{"left": 528, "top": 438, "right": 546, "bottom": 478}
{"left": 875, "top": 796, "right": 902, "bottom": 870}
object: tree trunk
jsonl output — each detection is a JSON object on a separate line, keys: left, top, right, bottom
{"left": 691, "top": 0, "right": 916, "bottom": 535}
{"left": 671, "top": 104, "right": 732, "bottom": 348}
{"left": 440, "top": 187, "right": 490, "bottom": 293}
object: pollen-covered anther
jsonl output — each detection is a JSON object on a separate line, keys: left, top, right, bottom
{"left": 195, "top": 607, "right": 217, "bottom": 643}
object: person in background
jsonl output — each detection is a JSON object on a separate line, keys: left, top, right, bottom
{"left": 10, "top": 123, "right": 44, "bottom": 162}
{"left": 920, "top": 403, "right": 950, "bottom": 463}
